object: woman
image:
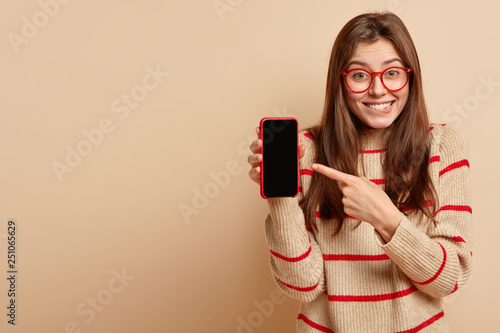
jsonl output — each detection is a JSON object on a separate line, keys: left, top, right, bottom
{"left": 247, "top": 12, "right": 472, "bottom": 332}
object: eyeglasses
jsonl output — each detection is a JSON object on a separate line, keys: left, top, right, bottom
{"left": 341, "top": 67, "right": 412, "bottom": 93}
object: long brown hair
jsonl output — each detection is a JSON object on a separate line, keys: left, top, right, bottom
{"left": 300, "top": 11, "right": 438, "bottom": 234}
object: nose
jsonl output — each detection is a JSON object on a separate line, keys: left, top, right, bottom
{"left": 369, "top": 74, "right": 387, "bottom": 96}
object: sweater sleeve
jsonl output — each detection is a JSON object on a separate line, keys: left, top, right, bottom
{"left": 374, "top": 126, "right": 473, "bottom": 298}
{"left": 264, "top": 131, "right": 326, "bottom": 302}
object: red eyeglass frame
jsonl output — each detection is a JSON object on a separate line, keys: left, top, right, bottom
{"left": 341, "top": 67, "right": 413, "bottom": 93}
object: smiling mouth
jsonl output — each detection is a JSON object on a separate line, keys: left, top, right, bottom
{"left": 363, "top": 101, "right": 394, "bottom": 111}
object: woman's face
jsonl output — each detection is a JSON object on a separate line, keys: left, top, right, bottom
{"left": 343, "top": 38, "right": 410, "bottom": 130}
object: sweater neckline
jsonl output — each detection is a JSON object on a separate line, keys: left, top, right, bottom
{"left": 358, "top": 126, "right": 392, "bottom": 152}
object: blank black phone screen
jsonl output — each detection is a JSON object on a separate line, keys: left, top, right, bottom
{"left": 262, "top": 119, "right": 298, "bottom": 198}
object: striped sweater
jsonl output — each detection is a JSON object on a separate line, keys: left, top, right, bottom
{"left": 264, "top": 123, "right": 472, "bottom": 332}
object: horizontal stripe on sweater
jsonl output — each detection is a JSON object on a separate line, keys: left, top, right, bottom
{"left": 315, "top": 202, "right": 471, "bottom": 221}
{"left": 451, "top": 236, "right": 466, "bottom": 243}
{"left": 270, "top": 236, "right": 311, "bottom": 262}
{"left": 270, "top": 246, "right": 311, "bottom": 262}
{"left": 439, "top": 159, "right": 469, "bottom": 176}
{"left": 278, "top": 278, "right": 436, "bottom": 301}
{"left": 323, "top": 253, "right": 390, "bottom": 261}
{"left": 433, "top": 205, "right": 472, "bottom": 217}
{"left": 303, "top": 132, "right": 314, "bottom": 141}
{"left": 360, "top": 148, "right": 388, "bottom": 154}
{"left": 297, "top": 313, "right": 334, "bottom": 333}
{"left": 325, "top": 285, "right": 418, "bottom": 302}
{"left": 277, "top": 277, "right": 319, "bottom": 292}
{"left": 300, "top": 168, "right": 313, "bottom": 176}
{"left": 316, "top": 200, "right": 433, "bottom": 219}
{"left": 449, "top": 282, "right": 459, "bottom": 295}
{"left": 400, "top": 199, "right": 434, "bottom": 213}
{"left": 298, "top": 156, "right": 455, "bottom": 180}
{"left": 410, "top": 242, "right": 446, "bottom": 285}
{"left": 429, "top": 155, "right": 440, "bottom": 163}
{"left": 428, "top": 123, "right": 446, "bottom": 132}
{"left": 395, "top": 310, "right": 444, "bottom": 333}
{"left": 298, "top": 309, "right": 445, "bottom": 333}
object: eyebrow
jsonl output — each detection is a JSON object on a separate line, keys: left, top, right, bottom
{"left": 347, "top": 58, "right": 404, "bottom": 68}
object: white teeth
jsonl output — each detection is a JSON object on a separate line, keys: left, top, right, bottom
{"left": 366, "top": 101, "right": 393, "bottom": 110}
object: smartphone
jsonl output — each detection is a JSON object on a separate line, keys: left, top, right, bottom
{"left": 259, "top": 117, "right": 299, "bottom": 199}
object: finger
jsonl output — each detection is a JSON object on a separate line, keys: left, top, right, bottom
{"left": 361, "top": 176, "right": 375, "bottom": 185}
{"left": 255, "top": 126, "right": 260, "bottom": 137}
{"left": 298, "top": 144, "right": 307, "bottom": 160}
{"left": 247, "top": 153, "right": 262, "bottom": 167}
{"left": 311, "top": 163, "right": 353, "bottom": 183}
{"left": 248, "top": 166, "right": 261, "bottom": 184}
{"left": 249, "top": 138, "right": 262, "bottom": 154}
{"left": 336, "top": 180, "right": 348, "bottom": 191}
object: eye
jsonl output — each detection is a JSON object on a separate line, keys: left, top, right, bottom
{"left": 384, "top": 68, "right": 401, "bottom": 77}
{"left": 350, "top": 71, "right": 369, "bottom": 80}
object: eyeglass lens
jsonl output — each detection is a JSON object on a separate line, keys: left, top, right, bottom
{"left": 345, "top": 67, "right": 409, "bottom": 92}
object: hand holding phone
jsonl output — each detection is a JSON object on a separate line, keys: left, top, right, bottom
{"left": 247, "top": 126, "right": 306, "bottom": 187}
{"left": 259, "top": 117, "right": 299, "bottom": 199}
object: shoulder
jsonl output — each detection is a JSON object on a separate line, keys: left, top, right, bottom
{"left": 298, "top": 129, "right": 315, "bottom": 145}
{"left": 428, "top": 123, "right": 469, "bottom": 160}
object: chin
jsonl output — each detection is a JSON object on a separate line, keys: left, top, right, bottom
{"left": 364, "top": 121, "right": 393, "bottom": 130}
{"left": 368, "top": 120, "right": 393, "bottom": 129}
{"left": 358, "top": 116, "right": 396, "bottom": 130}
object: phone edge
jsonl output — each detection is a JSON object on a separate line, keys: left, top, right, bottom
{"left": 259, "top": 117, "right": 299, "bottom": 199}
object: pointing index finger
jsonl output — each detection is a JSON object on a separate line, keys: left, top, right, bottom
{"left": 311, "top": 163, "right": 353, "bottom": 184}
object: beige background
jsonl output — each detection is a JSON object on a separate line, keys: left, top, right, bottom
{"left": 0, "top": 0, "right": 498, "bottom": 332}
